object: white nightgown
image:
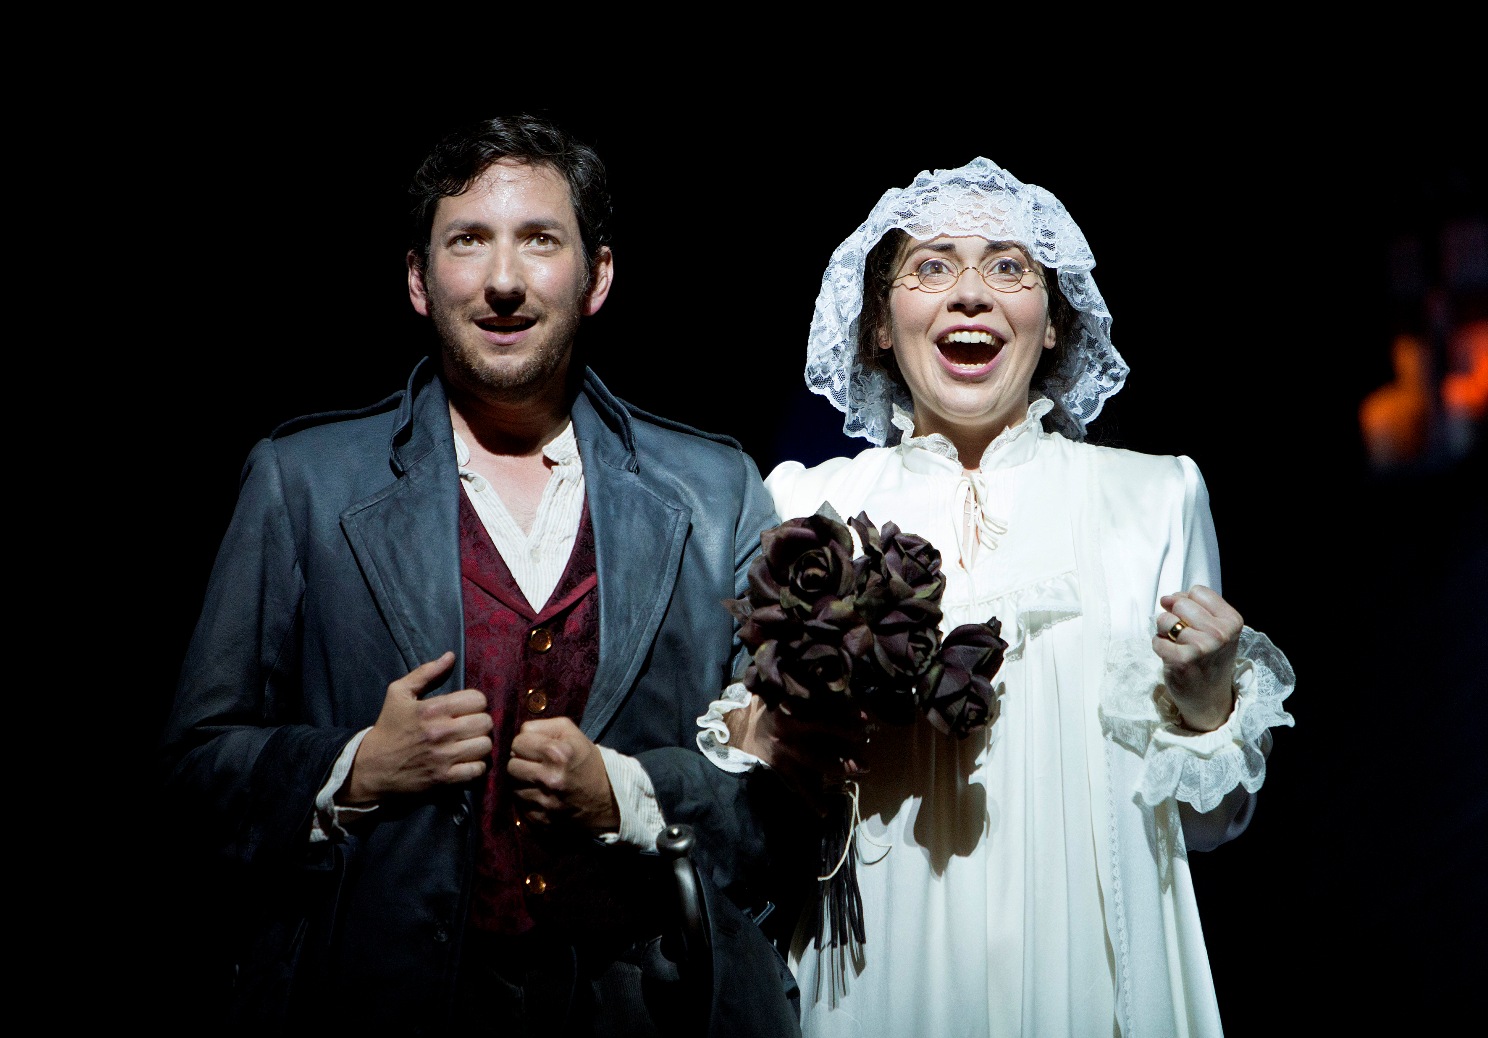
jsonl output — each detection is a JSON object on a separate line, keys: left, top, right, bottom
{"left": 699, "top": 399, "right": 1295, "bottom": 1037}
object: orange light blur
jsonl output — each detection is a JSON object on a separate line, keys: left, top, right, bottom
{"left": 1442, "top": 319, "right": 1488, "bottom": 419}
{"left": 1360, "top": 334, "right": 1431, "bottom": 466}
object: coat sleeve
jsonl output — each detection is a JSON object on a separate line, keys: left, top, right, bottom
{"left": 632, "top": 447, "right": 820, "bottom": 931}
{"left": 158, "top": 438, "right": 359, "bottom": 871}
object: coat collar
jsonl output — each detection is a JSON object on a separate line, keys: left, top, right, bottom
{"left": 388, "top": 355, "right": 451, "bottom": 478}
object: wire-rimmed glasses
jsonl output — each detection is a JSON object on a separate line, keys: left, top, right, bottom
{"left": 891, "top": 255, "right": 1044, "bottom": 294}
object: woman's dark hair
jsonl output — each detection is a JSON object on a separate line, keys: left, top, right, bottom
{"left": 855, "top": 229, "right": 1082, "bottom": 433}
{"left": 407, "top": 113, "right": 612, "bottom": 276}
{"left": 856, "top": 229, "right": 911, "bottom": 393}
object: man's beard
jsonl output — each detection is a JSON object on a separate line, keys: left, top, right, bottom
{"left": 433, "top": 304, "right": 582, "bottom": 403}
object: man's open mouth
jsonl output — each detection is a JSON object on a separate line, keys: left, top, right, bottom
{"left": 476, "top": 316, "right": 537, "bottom": 333}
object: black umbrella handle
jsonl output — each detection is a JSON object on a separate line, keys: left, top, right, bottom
{"left": 656, "top": 822, "right": 713, "bottom": 1026}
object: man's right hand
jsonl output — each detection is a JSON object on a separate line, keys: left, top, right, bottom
{"left": 341, "top": 651, "right": 493, "bottom": 805}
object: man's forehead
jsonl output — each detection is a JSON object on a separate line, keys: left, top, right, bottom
{"left": 435, "top": 158, "right": 577, "bottom": 227}
{"left": 483, "top": 155, "right": 560, "bottom": 182}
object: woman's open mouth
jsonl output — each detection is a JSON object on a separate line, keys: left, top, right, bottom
{"left": 937, "top": 328, "right": 1002, "bottom": 369}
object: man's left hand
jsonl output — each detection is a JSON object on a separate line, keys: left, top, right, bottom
{"left": 508, "top": 717, "right": 620, "bottom": 834}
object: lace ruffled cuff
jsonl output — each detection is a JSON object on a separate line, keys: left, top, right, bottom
{"left": 696, "top": 682, "right": 762, "bottom": 774}
{"left": 1101, "top": 626, "right": 1296, "bottom": 813}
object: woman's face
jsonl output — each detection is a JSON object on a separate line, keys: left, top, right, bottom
{"left": 882, "top": 235, "right": 1055, "bottom": 452}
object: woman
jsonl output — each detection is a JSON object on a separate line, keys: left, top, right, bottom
{"left": 699, "top": 157, "right": 1295, "bottom": 1036}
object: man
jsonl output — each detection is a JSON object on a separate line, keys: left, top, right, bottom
{"left": 160, "top": 113, "right": 812, "bottom": 1035}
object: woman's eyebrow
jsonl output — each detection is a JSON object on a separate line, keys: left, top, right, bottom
{"left": 979, "top": 240, "right": 1027, "bottom": 256}
{"left": 912, "top": 239, "right": 1026, "bottom": 256}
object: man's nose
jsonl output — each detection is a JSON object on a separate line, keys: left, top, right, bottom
{"left": 485, "top": 246, "right": 525, "bottom": 298}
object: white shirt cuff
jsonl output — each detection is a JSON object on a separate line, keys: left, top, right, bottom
{"left": 310, "top": 727, "right": 378, "bottom": 843}
{"left": 598, "top": 745, "right": 668, "bottom": 849}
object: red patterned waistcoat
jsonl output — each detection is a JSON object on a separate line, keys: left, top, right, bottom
{"left": 458, "top": 489, "right": 601, "bottom": 936}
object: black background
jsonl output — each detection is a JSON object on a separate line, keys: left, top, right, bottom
{"left": 89, "top": 67, "right": 1484, "bottom": 1034}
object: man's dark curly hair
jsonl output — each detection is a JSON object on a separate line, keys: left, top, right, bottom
{"left": 407, "top": 113, "right": 612, "bottom": 278}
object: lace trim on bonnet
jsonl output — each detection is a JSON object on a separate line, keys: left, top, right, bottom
{"left": 804, "top": 156, "right": 1128, "bottom": 446}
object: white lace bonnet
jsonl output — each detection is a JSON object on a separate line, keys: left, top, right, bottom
{"left": 804, "top": 156, "right": 1127, "bottom": 444}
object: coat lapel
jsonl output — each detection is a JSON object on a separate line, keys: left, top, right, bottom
{"left": 572, "top": 390, "right": 690, "bottom": 738}
{"left": 340, "top": 366, "right": 466, "bottom": 691}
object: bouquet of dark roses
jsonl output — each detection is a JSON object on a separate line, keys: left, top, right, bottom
{"left": 723, "top": 506, "right": 1007, "bottom": 950}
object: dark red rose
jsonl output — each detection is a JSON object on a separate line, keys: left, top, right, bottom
{"left": 843, "top": 513, "right": 946, "bottom": 698}
{"left": 744, "top": 618, "right": 859, "bottom": 719}
{"left": 849, "top": 513, "right": 946, "bottom": 610}
{"left": 727, "top": 514, "right": 849, "bottom": 650}
{"left": 747, "top": 514, "right": 856, "bottom": 618}
{"left": 918, "top": 619, "right": 1008, "bottom": 738}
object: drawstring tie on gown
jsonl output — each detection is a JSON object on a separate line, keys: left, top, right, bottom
{"left": 953, "top": 470, "right": 1008, "bottom": 593}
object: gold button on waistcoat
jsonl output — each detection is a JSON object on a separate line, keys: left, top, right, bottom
{"left": 524, "top": 873, "right": 548, "bottom": 895}
{"left": 528, "top": 627, "right": 553, "bottom": 652}
{"left": 525, "top": 688, "right": 548, "bottom": 713}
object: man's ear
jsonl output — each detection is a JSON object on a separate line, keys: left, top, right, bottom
{"left": 407, "top": 250, "right": 430, "bottom": 317}
{"left": 583, "top": 247, "right": 614, "bottom": 317}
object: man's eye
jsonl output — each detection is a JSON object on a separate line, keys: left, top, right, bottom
{"left": 452, "top": 234, "right": 481, "bottom": 247}
{"left": 531, "top": 233, "right": 556, "bottom": 247}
